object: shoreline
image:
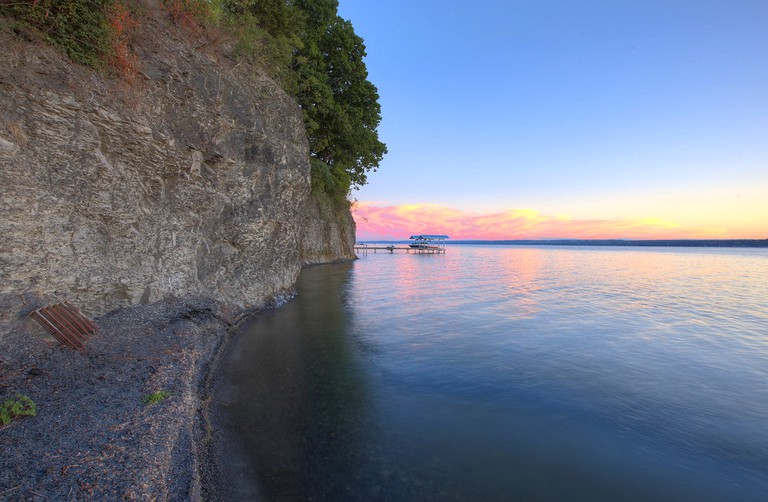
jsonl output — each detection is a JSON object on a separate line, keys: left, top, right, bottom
{"left": 0, "top": 295, "right": 281, "bottom": 501}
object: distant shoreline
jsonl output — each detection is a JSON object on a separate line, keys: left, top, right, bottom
{"left": 359, "top": 239, "right": 768, "bottom": 248}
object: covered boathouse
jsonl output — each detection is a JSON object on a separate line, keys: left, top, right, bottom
{"left": 408, "top": 235, "right": 449, "bottom": 253}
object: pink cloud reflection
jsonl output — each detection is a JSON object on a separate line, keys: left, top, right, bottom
{"left": 352, "top": 202, "right": 726, "bottom": 240}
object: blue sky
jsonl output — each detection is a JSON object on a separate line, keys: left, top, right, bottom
{"left": 337, "top": 1, "right": 768, "bottom": 239}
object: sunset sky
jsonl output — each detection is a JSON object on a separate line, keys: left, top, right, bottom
{"left": 337, "top": 1, "right": 768, "bottom": 240}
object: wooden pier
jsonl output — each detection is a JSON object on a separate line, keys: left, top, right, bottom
{"left": 354, "top": 244, "right": 445, "bottom": 254}
{"left": 355, "top": 236, "right": 449, "bottom": 255}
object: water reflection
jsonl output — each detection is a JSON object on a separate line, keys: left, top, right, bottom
{"left": 215, "top": 246, "right": 768, "bottom": 501}
{"left": 497, "top": 247, "right": 545, "bottom": 319}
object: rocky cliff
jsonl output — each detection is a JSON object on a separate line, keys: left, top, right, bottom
{"left": 0, "top": 12, "right": 356, "bottom": 331}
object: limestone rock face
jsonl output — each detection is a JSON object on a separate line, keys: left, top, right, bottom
{"left": 0, "top": 18, "right": 355, "bottom": 328}
{"left": 300, "top": 195, "right": 357, "bottom": 265}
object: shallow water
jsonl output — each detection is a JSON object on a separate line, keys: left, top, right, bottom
{"left": 214, "top": 245, "right": 768, "bottom": 500}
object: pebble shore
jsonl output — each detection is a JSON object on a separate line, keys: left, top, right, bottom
{"left": 0, "top": 297, "right": 259, "bottom": 501}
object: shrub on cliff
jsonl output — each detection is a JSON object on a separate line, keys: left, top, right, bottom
{"left": 0, "top": 0, "right": 142, "bottom": 80}
{"left": 0, "top": 0, "right": 114, "bottom": 66}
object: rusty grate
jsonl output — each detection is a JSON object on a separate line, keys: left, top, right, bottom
{"left": 29, "top": 301, "right": 97, "bottom": 350}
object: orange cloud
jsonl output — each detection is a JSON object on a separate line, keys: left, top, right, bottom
{"left": 352, "top": 202, "right": 729, "bottom": 240}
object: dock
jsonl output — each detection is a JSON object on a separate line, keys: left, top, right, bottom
{"left": 354, "top": 244, "right": 445, "bottom": 254}
{"left": 355, "top": 235, "right": 449, "bottom": 255}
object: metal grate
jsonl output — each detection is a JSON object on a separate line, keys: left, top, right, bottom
{"left": 29, "top": 301, "right": 98, "bottom": 350}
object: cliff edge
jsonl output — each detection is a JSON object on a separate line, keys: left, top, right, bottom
{"left": 0, "top": 9, "right": 355, "bottom": 331}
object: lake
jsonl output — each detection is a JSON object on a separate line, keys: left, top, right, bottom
{"left": 211, "top": 245, "right": 768, "bottom": 501}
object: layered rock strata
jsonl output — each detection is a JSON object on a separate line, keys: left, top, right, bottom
{"left": 0, "top": 15, "right": 355, "bottom": 331}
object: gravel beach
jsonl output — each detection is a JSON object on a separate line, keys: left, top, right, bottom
{"left": 0, "top": 297, "right": 263, "bottom": 501}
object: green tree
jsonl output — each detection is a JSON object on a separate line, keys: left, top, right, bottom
{"left": 298, "top": 16, "right": 386, "bottom": 189}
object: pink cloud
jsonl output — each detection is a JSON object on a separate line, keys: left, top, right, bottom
{"left": 352, "top": 202, "right": 727, "bottom": 240}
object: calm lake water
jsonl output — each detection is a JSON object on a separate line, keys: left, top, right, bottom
{"left": 213, "top": 245, "right": 768, "bottom": 501}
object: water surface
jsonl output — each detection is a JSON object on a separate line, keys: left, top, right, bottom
{"left": 214, "top": 245, "right": 768, "bottom": 500}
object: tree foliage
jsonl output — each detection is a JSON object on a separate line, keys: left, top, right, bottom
{"left": 294, "top": 14, "right": 386, "bottom": 190}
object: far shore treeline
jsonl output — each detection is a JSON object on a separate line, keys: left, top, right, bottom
{"left": 0, "top": 0, "right": 386, "bottom": 204}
